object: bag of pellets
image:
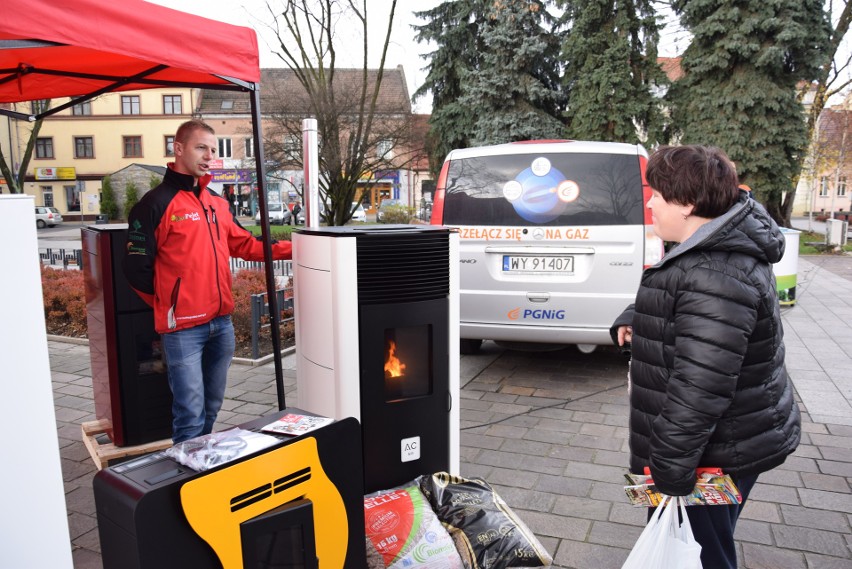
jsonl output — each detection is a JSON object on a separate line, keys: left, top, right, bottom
{"left": 364, "top": 483, "right": 465, "bottom": 569}
{"left": 417, "top": 472, "right": 553, "bottom": 569}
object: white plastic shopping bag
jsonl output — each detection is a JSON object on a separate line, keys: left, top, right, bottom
{"left": 622, "top": 495, "right": 702, "bottom": 569}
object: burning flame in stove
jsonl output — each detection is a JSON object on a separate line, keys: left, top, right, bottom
{"left": 384, "top": 340, "right": 406, "bottom": 378}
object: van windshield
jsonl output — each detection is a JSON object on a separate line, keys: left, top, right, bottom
{"left": 443, "top": 152, "right": 644, "bottom": 226}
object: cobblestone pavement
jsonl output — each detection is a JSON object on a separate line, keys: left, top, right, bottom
{"left": 52, "top": 256, "right": 852, "bottom": 568}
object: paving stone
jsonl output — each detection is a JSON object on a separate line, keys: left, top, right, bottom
{"left": 750, "top": 483, "right": 803, "bottom": 506}
{"left": 792, "top": 443, "right": 824, "bottom": 459}
{"left": 535, "top": 474, "right": 593, "bottom": 498}
{"left": 741, "top": 500, "right": 783, "bottom": 523}
{"left": 552, "top": 496, "right": 612, "bottom": 521}
{"left": 741, "top": 543, "right": 807, "bottom": 569}
{"left": 826, "top": 424, "right": 852, "bottom": 437}
{"left": 802, "top": 472, "right": 852, "bottom": 493}
{"left": 475, "top": 449, "right": 566, "bottom": 475}
{"left": 803, "top": 553, "right": 852, "bottom": 569}
{"left": 66, "top": 511, "right": 97, "bottom": 541}
{"left": 803, "top": 490, "right": 852, "bottom": 520}
{"left": 518, "top": 509, "right": 591, "bottom": 541}
{"left": 71, "top": 546, "right": 104, "bottom": 569}
{"left": 525, "top": 428, "right": 574, "bottom": 446}
{"left": 818, "top": 460, "right": 852, "bottom": 478}
{"left": 820, "top": 446, "right": 852, "bottom": 463}
{"left": 780, "top": 504, "right": 851, "bottom": 532}
{"left": 589, "top": 481, "right": 629, "bottom": 502}
{"left": 734, "top": 519, "right": 774, "bottom": 545}
{"left": 553, "top": 539, "right": 629, "bottom": 569}
{"left": 568, "top": 434, "right": 624, "bottom": 452}
{"left": 485, "top": 466, "right": 540, "bottom": 490}
{"left": 771, "top": 525, "right": 850, "bottom": 557}
{"left": 483, "top": 423, "right": 529, "bottom": 439}
{"left": 500, "top": 437, "right": 553, "bottom": 457}
{"left": 460, "top": 432, "right": 504, "bottom": 451}
{"left": 757, "top": 468, "right": 803, "bottom": 487}
{"left": 777, "top": 455, "right": 821, "bottom": 473}
{"left": 494, "top": 486, "right": 557, "bottom": 514}
{"left": 563, "top": 460, "right": 627, "bottom": 482}
{"left": 608, "top": 502, "right": 647, "bottom": 526}
{"left": 810, "top": 433, "right": 852, "bottom": 449}
{"left": 535, "top": 417, "right": 583, "bottom": 433}
{"left": 548, "top": 445, "right": 596, "bottom": 463}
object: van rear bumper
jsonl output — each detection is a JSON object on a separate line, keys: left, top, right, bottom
{"left": 460, "top": 322, "right": 614, "bottom": 346}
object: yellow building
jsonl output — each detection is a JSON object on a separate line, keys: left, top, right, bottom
{"left": 2, "top": 88, "right": 197, "bottom": 220}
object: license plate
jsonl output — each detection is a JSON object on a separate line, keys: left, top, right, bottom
{"left": 502, "top": 255, "right": 574, "bottom": 273}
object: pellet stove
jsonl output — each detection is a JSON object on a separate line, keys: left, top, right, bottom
{"left": 293, "top": 225, "right": 459, "bottom": 493}
{"left": 93, "top": 411, "right": 367, "bottom": 569}
{"left": 83, "top": 225, "right": 172, "bottom": 446}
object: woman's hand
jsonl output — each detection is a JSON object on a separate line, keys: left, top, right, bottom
{"left": 617, "top": 325, "right": 633, "bottom": 346}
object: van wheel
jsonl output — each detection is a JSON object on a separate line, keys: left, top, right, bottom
{"left": 460, "top": 339, "right": 482, "bottom": 354}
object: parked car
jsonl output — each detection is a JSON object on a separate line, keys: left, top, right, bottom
{"left": 296, "top": 202, "right": 325, "bottom": 225}
{"left": 431, "top": 140, "right": 663, "bottom": 354}
{"left": 255, "top": 203, "right": 291, "bottom": 225}
{"left": 351, "top": 202, "right": 367, "bottom": 222}
{"left": 35, "top": 206, "right": 63, "bottom": 228}
{"left": 376, "top": 199, "right": 402, "bottom": 222}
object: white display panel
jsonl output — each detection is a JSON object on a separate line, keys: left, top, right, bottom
{"left": 0, "top": 195, "right": 73, "bottom": 568}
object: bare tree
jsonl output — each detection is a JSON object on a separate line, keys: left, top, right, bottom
{"left": 787, "top": 0, "right": 852, "bottom": 221}
{"left": 0, "top": 100, "right": 51, "bottom": 194}
{"left": 263, "top": 0, "right": 422, "bottom": 226}
{"left": 801, "top": 108, "right": 852, "bottom": 228}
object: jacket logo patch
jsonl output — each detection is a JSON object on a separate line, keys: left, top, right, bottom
{"left": 171, "top": 211, "right": 202, "bottom": 222}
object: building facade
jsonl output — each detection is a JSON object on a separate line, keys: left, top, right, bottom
{"left": 1, "top": 88, "right": 195, "bottom": 220}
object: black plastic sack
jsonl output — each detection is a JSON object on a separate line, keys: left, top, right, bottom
{"left": 417, "top": 472, "right": 553, "bottom": 569}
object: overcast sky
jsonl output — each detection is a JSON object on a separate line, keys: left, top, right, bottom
{"left": 148, "top": 0, "right": 445, "bottom": 112}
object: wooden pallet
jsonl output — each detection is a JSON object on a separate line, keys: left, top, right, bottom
{"left": 81, "top": 419, "right": 172, "bottom": 470}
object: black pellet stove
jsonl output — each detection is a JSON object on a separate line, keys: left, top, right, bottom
{"left": 293, "top": 225, "right": 460, "bottom": 493}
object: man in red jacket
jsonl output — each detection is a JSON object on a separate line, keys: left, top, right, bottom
{"left": 124, "top": 120, "right": 292, "bottom": 443}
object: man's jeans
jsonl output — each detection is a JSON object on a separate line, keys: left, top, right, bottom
{"left": 161, "top": 315, "right": 235, "bottom": 443}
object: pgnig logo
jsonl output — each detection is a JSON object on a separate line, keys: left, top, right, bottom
{"left": 508, "top": 308, "right": 566, "bottom": 320}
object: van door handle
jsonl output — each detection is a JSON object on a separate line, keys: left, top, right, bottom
{"left": 527, "top": 293, "right": 550, "bottom": 303}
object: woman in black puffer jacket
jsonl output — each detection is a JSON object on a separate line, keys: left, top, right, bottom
{"left": 611, "top": 145, "right": 800, "bottom": 569}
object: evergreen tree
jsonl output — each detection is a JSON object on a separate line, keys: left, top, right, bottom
{"left": 99, "top": 175, "right": 118, "bottom": 221}
{"left": 668, "top": 0, "right": 831, "bottom": 223}
{"left": 414, "top": 0, "right": 490, "bottom": 174}
{"left": 559, "top": 0, "right": 665, "bottom": 144}
{"left": 124, "top": 181, "right": 139, "bottom": 220}
{"left": 459, "top": 0, "right": 567, "bottom": 146}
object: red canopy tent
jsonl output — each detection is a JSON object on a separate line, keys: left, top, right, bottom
{"left": 0, "top": 0, "right": 289, "bottom": 407}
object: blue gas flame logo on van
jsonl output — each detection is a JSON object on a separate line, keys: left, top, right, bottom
{"left": 502, "top": 157, "right": 580, "bottom": 224}
{"left": 508, "top": 308, "right": 566, "bottom": 321}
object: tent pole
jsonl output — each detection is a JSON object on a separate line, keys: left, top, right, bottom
{"left": 250, "top": 86, "right": 286, "bottom": 410}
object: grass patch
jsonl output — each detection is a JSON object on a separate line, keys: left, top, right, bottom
{"left": 797, "top": 230, "right": 852, "bottom": 255}
{"left": 246, "top": 225, "right": 295, "bottom": 240}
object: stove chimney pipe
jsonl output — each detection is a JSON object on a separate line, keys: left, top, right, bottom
{"left": 302, "top": 118, "right": 319, "bottom": 228}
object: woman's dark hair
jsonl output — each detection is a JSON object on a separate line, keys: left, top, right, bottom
{"left": 646, "top": 145, "right": 740, "bottom": 218}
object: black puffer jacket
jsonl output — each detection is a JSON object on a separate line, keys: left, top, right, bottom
{"left": 611, "top": 191, "right": 800, "bottom": 496}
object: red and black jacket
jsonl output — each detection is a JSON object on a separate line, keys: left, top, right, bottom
{"left": 123, "top": 166, "right": 292, "bottom": 334}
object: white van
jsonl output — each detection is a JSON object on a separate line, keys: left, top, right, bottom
{"left": 431, "top": 140, "right": 663, "bottom": 353}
